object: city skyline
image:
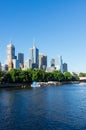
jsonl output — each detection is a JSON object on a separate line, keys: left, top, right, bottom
{"left": 2, "top": 42, "right": 67, "bottom": 72}
{"left": 0, "top": 0, "right": 86, "bottom": 72}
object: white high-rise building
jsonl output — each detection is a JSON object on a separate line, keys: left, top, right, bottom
{"left": 2, "top": 64, "right": 8, "bottom": 71}
{"left": 25, "top": 59, "right": 32, "bottom": 69}
{"left": 56, "top": 55, "right": 63, "bottom": 73}
{"left": 6, "top": 41, "right": 15, "bottom": 65}
{"left": 30, "top": 44, "right": 39, "bottom": 68}
{"left": 13, "top": 59, "right": 19, "bottom": 69}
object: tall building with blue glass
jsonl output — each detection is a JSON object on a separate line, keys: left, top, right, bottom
{"left": 30, "top": 44, "right": 39, "bottom": 68}
{"left": 18, "top": 53, "right": 24, "bottom": 68}
{"left": 56, "top": 55, "right": 63, "bottom": 73}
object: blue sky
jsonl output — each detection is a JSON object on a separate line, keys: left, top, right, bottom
{"left": 0, "top": 0, "right": 86, "bottom": 72}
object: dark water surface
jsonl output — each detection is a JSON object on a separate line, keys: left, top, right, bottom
{"left": 0, "top": 84, "right": 86, "bottom": 130}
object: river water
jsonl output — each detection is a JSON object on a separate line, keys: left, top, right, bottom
{"left": 0, "top": 83, "right": 86, "bottom": 130}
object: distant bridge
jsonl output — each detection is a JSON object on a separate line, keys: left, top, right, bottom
{"left": 79, "top": 77, "right": 86, "bottom": 82}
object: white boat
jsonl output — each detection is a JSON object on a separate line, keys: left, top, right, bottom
{"left": 31, "top": 82, "right": 41, "bottom": 87}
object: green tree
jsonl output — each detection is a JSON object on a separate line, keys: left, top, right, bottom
{"left": 45, "top": 72, "right": 54, "bottom": 81}
{"left": 52, "top": 71, "right": 59, "bottom": 81}
{"left": 71, "top": 72, "right": 79, "bottom": 81}
{"left": 3, "top": 71, "right": 12, "bottom": 83}
{"left": 8, "top": 69, "right": 21, "bottom": 83}
{"left": 52, "top": 71, "right": 65, "bottom": 81}
{"left": 0, "top": 70, "right": 4, "bottom": 82}
{"left": 64, "top": 72, "right": 72, "bottom": 81}
{"left": 31, "top": 69, "right": 45, "bottom": 82}
{"left": 57, "top": 72, "right": 65, "bottom": 81}
{"left": 79, "top": 72, "right": 86, "bottom": 77}
{"left": 19, "top": 70, "right": 32, "bottom": 83}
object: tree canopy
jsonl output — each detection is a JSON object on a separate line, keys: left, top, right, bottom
{"left": 0, "top": 69, "right": 79, "bottom": 84}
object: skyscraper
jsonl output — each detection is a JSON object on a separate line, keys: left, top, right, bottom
{"left": 8, "top": 57, "right": 13, "bottom": 71}
{"left": 2, "top": 64, "right": 8, "bottom": 71}
{"left": 30, "top": 44, "right": 39, "bottom": 68}
{"left": 6, "top": 41, "right": 15, "bottom": 65}
{"left": 18, "top": 53, "right": 24, "bottom": 68}
{"left": 25, "top": 59, "right": 32, "bottom": 69}
{"left": 56, "top": 55, "right": 63, "bottom": 73}
{"left": 51, "top": 58, "right": 55, "bottom": 67}
{"left": 13, "top": 59, "right": 19, "bottom": 69}
{"left": 63, "top": 63, "right": 68, "bottom": 73}
{"left": 39, "top": 53, "right": 47, "bottom": 70}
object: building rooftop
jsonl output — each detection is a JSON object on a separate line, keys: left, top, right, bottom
{"left": 7, "top": 41, "right": 15, "bottom": 48}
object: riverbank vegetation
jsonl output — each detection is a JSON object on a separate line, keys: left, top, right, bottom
{"left": 79, "top": 72, "right": 86, "bottom": 77}
{"left": 0, "top": 69, "right": 79, "bottom": 84}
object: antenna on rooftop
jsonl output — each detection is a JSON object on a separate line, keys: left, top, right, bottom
{"left": 10, "top": 40, "right": 12, "bottom": 44}
{"left": 32, "top": 37, "right": 36, "bottom": 47}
